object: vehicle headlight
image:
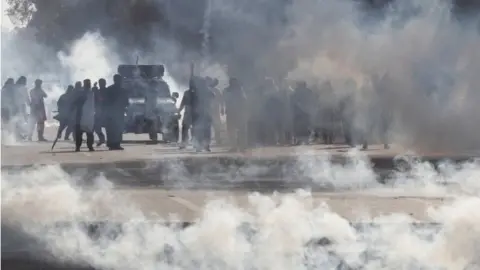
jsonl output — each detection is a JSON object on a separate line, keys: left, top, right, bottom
{"left": 157, "top": 98, "right": 176, "bottom": 106}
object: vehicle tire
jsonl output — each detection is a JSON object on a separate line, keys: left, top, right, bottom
{"left": 163, "top": 130, "right": 172, "bottom": 143}
{"left": 149, "top": 131, "right": 158, "bottom": 142}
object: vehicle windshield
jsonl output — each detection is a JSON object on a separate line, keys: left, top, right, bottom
{"left": 124, "top": 79, "right": 171, "bottom": 99}
{"left": 119, "top": 65, "right": 170, "bottom": 99}
{"left": 123, "top": 79, "right": 146, "bottom": 98}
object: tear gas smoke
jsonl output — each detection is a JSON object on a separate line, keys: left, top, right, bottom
{"left": 1, "top": 0, "right": 188, "bottom": 142}
{"left": 3, "top": 0, "right": 480, "bottom": 149}
{"left": 3, "top": 152, "right": 480, "bottom": 269}
{"left": 3, "top": 0, "right": 480, "bottom": 268}
{"left": 202, "top": 0, "right": 480, "bottom": 150}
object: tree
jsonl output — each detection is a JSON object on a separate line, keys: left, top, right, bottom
{"left": 5, "top": 0, "right": 36, "bottom": 28}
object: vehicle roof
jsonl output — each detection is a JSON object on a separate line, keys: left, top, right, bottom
{"left": 117, "top": 65, "right": 165, "bottom": 79}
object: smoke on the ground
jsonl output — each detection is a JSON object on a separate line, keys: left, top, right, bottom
{"left": 2, "top": 151, "right": 480, "bottom": 269}
{"left": 2, "top": 1, "right": 480, "bottom": 268}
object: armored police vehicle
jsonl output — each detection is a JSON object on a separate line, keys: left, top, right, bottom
{"left": 118, "top": 65, "right": 180, "bottom": 142}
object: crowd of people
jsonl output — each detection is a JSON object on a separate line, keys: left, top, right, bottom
{"left": 54, "top": 74, "right": 128, "bottom": 151}
{"left": 1, "top": 74, "right": 127, "bottom": 151}
{"left": 1, "top": 69, "right": 393, "bottom": 152}
{"left": 180, "top": 75, "right": 392, "bottom": 152}
{"left": 1, "top": 76, "right": 48, "bottom": 142}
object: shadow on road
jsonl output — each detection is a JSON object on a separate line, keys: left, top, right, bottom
{"left": 40, "top": 149, "right": 112, "bottom": 154}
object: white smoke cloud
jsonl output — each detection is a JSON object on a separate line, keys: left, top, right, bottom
{"left": 277, "top": 0, "right": 480, "bottom": 150}
{"left": 57, "top": 32, "right": 120, "bottom": 84}
{"left": 2, "top": 0, "right": 480, "bottom": 149}
{"left": 3, "top": 154, "right": 480, "bottom": 269}
{"left": 3, "top": 1, "right": 480, "bottom": 268}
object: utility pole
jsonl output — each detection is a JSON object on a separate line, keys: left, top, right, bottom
{"left": 200, "top": 0, "right": 212, "bottom": 69}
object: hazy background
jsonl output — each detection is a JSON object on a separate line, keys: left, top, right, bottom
{"left": 2, "top": 0, "right": 480, "bottom": 150}
{"left": 3, "top": 2, "right": 480, "bottom": 268}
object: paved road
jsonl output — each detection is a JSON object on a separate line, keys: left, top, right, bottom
{"left": 1, "top": 129, "right": 466, "bottom": 268}
{"left": 0, "top": 127, "right": 471, "bottom": 222}
{"left": 3, "top": 130, "right": 479, "bottom": 193}
{"left": 4, "top": 125, "right": 477, "bottom": 167}
{"left": 2, "top": 138, "right": 407, "bottom": 166}
{"left": 0, "top": 139, "right": 424, "bottom": 192}
{"left": 3, "top": 189, "right": 451, "bottom": 223}
{"left": 3, "top": 119, "right": 479, "bottom": 270}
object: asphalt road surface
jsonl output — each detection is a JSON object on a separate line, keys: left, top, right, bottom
{"left": 2, "top": 126, "right": 478, "bottom": 191}
{"left": 1, "top": 132, "right": 460, "bottom": 223}
{"left": 2, "top": 138, "right": 407, "bottom": 166}
{"left": 1, "top": 124, "right": 474, "bottom": 220}
{"left": 1, "top": 128, "right": 471, "bottom": 269}
{"left": 3, "top": 189, "right": 450, "bottom": 224}
{"left": 4, "top": 124, "right": 477, "bottom": 166}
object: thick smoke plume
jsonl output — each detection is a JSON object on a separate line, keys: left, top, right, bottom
{"left": 2, "top": 0, "right": 480, "bottom": 149}
{"left": 3, "top": 154, "right": 480, "bottom": 269}
{"left": 3, "top": 1, "right": 480, "bottom": 268}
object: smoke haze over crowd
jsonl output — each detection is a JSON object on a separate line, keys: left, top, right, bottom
{"left": 2, "top": 0, "right": 480, "bottom": 149}
{"left": 4, "top": 1, "right": 480, "bottom": 269}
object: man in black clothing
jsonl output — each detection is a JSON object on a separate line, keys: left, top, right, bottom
{"left": 92, "top": 78, "right": 106, "bottom": 146}
{"left": 104, "top": 74, "right": 128, "bottom": 150}
{"left": 74, "top": 81, "right": 82, "bottom": 92}
{"left": 178, "top": 82, "right": 194, "bottom": 149}
{"left": 291, "top": 81, "right": 314, "bottom": 145}
{"left": 263, "top": 80, "right": 286, "bottom": 146}
{"left": 55, "top": 85, "right": 74, "bottom": 140}
{"left": 223, "top": 78, "right": 248, "bottom": 151}
{"left": 191, "top": 76, "right": 214, "bottom": 152}
{"left": 74, "top": 79, "right": 94, "bottom": 152}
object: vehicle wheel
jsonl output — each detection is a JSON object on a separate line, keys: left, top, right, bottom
{"left": 163, "top": 132, "right": 172, "bottom": 143}
{"left": 136, "top": 123, "right": 143, "bottom": 134}
{"left": 149, "top": 131, "right": 158, "bottom": 142}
